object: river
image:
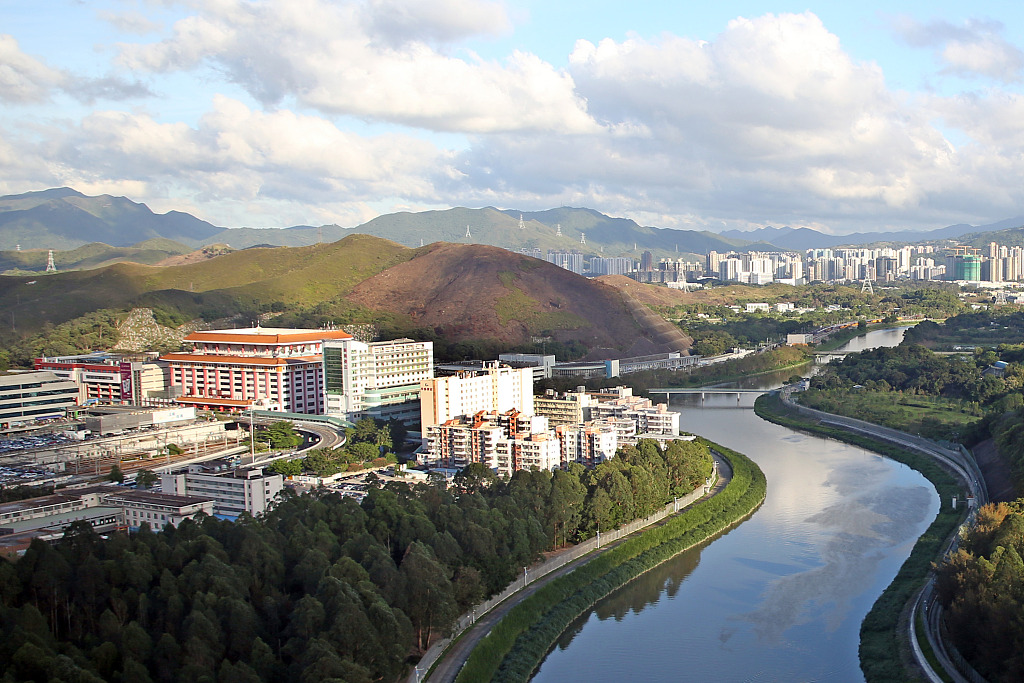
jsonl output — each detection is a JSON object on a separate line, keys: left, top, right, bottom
{"left": 532, "top": 327, "right": 935, "bottom": 682}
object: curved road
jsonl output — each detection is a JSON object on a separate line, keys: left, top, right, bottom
{"left": 422, "top": 453, "right": 732, "bottom": 683}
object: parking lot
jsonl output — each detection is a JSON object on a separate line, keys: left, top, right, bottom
{"left": 0, "top": 432, "right": 74, "bottom": 454}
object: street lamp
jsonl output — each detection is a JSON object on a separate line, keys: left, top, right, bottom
{"left": 248, "top": 404, "right": 256, "bottom": 463}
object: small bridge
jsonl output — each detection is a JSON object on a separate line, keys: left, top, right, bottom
{"left": 813, "top": 351, "right": 853, "bottom": 364}
{"left": 649, "top": 388, "right": 767, "bottom": 400}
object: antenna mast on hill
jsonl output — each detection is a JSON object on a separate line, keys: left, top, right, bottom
{"left": 519, "top": 214, "right": 525, "bottom": 230}
{"left": 556, "top": 223, "right": 562, "bottom": 237}
{"left": 45, "top": 250, "right": 56, "bottom": 272}
{"left": 465, "top": 225, "right": 472, "bottom": 239}
{"left": 317, "top": 225, "right": 323, "bottom": 244}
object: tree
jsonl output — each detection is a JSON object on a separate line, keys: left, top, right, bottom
{"left": 135, "top": 469, "right": 158, "bottom": 489}
{"left": 262, "top": 421, "right": 302, "bottom": 449}
{"left": 397, "top": 542, "right": 457, "bottom": 650}
{"left": 348, "top": 442, "right": 379, "bottom": 463}
{"left": 108, "top": 464, "right": 125, "bottom": 484}
{"left": 268, "top": 459, "right": 303, "bottom": 477}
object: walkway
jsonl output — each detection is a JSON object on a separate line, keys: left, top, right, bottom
{"left": 417, "top": 453, "right": 732, "bottom": 683}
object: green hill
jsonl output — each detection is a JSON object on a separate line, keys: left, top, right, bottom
{"left": 0, "top": 234, "right": 693, "bottom": 362}
{"left": 0, "top": 240, "right": 193, "bottom": 273}
{"left": 0, "top": 234, "right": 414, "bottom": 339}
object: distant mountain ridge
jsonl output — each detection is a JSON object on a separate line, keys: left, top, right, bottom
{"left": 719, "top": 218, "right": 1024, "bottom": 250}
{"left": 2, "top": 187, "right": 1023, "bottom": 258}
{"left": 0, "top": 187, "right": 221, "bottom": 250}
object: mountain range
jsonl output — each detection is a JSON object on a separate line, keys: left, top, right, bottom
{"left": 4, "top": 188, "right": 1023, "bottom": 264}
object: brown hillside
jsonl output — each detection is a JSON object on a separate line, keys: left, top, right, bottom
{"left": 596, "top": 274, "right": 695, "bottom": 307}
{"left": 347, "top": 243, "right": 691, "bottom": 354}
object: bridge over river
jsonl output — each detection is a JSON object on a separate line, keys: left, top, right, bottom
{"left": 649, "top": 387, "right": 767, "bottom": 400}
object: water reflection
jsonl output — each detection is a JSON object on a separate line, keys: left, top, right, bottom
{"left": 532, "top": 328, "right": 936, "bottom": 683}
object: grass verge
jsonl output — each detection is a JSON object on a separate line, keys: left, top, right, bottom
{"left": 754, "top": 392, "right": 966, "bottom": 683}
{"left": 455, "top": 438, "right": 766, "bottom": 683}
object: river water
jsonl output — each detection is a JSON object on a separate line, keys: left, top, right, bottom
{"left": 532, "top": 327, "right": 936, "bottom": 682}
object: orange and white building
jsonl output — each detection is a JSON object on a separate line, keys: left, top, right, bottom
{"left": 161, "top": 327, "right": 351, "bottom": 413}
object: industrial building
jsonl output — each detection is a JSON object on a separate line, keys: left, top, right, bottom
{"left": 161, "top": 462, "right": 284, "bottom": 518}
{"left": 83, "top": 405, "right": 197, "bottom": 435}
{"left": 0, "top": 485, "right": 214, "bottom": 556}
{"left": 34, "top": 352, "right": 169, "bottom": 405}
{"left": 0, "top": 371, "right": 79, "bottom": 430}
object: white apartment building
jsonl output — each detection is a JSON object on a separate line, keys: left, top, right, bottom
{"left": 161, "top": 464, "right": 283, "bottom": 518}
{"left": 420, "top": 362, "right": 533, "bottom": 431}
{"left": 589, "top": 387, "right": 679, "bottom": 441}
{"left": 427, "top": 414, "right": 505, "bottom": 470}
{"left": 556, "top": 422, "right": 618, "bottom": 468}
{"left": 426, "top": 410, "right": 559, "bottom": 476}
{"left": 322, "top": 338, "right": 433, "bottom": 423}
{"left": 494, "top": 432, "right": 561, "bottom": 476}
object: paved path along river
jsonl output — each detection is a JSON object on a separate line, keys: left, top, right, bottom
{"left": 533, "top": 327, "right": 937, "bottom": 682}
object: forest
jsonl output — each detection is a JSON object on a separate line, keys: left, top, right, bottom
{"left": 936, "top": 499, "right": 1024, "bottom": 683}
{"left": 0, "top": 438, "right": 712, "bottom": 683}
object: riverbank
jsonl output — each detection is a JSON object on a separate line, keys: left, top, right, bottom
{"left": 454, "top": 438, "right": 766, "bottom": 683}
{"left": 754, "top": 392, "right": 965, "bottom": 683}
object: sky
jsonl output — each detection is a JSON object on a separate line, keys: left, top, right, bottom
{"left": 4, "top": 1, "right": 1024, "bottom": 235}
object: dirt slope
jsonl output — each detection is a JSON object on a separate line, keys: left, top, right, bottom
{"left": 347, "top": 243, "right": 691, "bottom": 353}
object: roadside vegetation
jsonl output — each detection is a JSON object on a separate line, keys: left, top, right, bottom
{"left": 455, "top": 438, "right": 765, "bottom": 683}
{"left": 935, "top": 499, "right": 1024, "bottom": 683}
{"left": 266, "top": 418, "right": 406, "bottom": 478}
{"left": 755, "top": 392, "right": 964, "bottom": 683}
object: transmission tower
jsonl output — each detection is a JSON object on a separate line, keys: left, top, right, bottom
{"left": 555, "top": 223, "right": 562, "bottom": 236}
{"left": 519, "top": 214, "right": 525, "bottom": 230}
{"left": 45, "top": 250, "right": 56, "bottom": 272}
{"left": 580, "top": 232, "right": 586, "bottom": 246}
{"left": 861, "top": 278, "right": 873, "bottom": 294}
{"left": 465, "top": 225, "right": 472, "bottom": 239}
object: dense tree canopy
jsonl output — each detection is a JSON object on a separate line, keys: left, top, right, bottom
{"left": 0, "top": 438, "right": 712, "bottom": 682}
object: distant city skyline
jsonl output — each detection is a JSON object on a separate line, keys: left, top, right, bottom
{"left": 4, "top": 1, "right": 1024, "bottom": 235}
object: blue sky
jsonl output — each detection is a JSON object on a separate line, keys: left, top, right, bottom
{"left": 3, "top": 1, "right": 1024, "bottom": 235}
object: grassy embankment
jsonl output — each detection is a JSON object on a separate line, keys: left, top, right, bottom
{"left": 754, "top": 393, "right": 966, "bottom": 683}
{"left": 454, "top": 438, "right": 766, "bottom": 683}
{"left": 797, "top": 390, "right": 981, "bottom": 442}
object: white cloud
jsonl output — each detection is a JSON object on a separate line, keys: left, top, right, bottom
{"left": 361, "top": 0, "right": 511, "bottom": 45}
{"left": 452, "top": 12, "right": 966, "bottom": 230}
{"left": 1, "top": 95, "right": 446, "bottom": 225}
{"left": 0, "top": 35, "right": 65, "bottom": 103}
{"left": 9, "top": 8, "right": 1024, "bottom": 234}
{"left": 0, "top": 33, "right": 152, "bottom": 105}
{"left": 117, "top": 0, "right": 597, "bottom": 133}
{"left": 892, "top": 16, "right": 1024, "bottom": 83}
